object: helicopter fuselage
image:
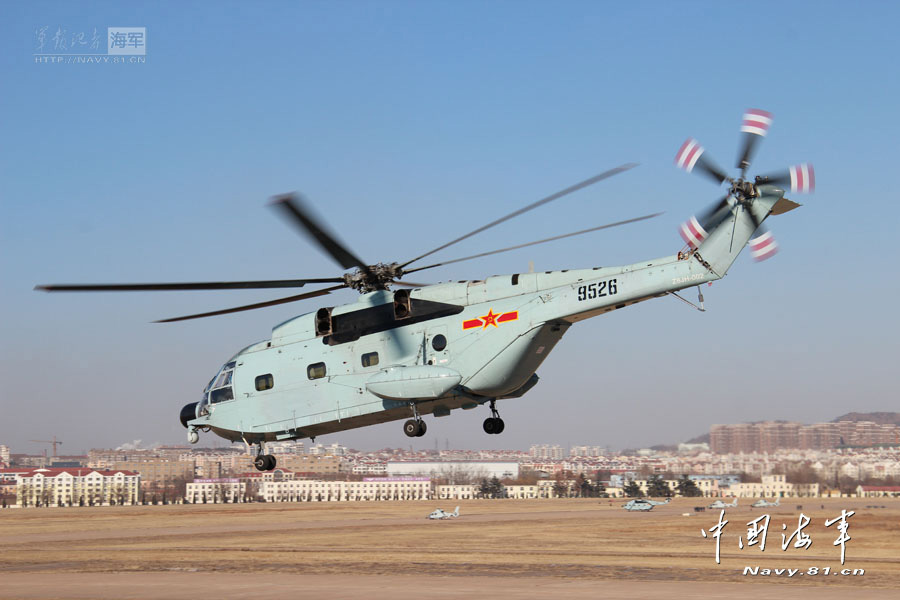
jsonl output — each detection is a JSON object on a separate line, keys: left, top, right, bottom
{"left": 188, "top": 249, "right": 718, "bottom": 444}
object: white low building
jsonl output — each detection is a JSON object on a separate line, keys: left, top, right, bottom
{"left": 260, "top": 477, "right": 432, "bottom": 502}
{"left": 186, "top": 478, "right": 247, "bottom": 503}
{"left": 387, "top": 461, "right": 519, "bottom": 480}
{"left": 727, "top": 474, "right": 820, "bottom": 498}
{"left": 15, "top": 468, "right": 140, "bottom": 507}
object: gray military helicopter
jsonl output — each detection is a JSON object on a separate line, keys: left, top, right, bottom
{"left": 623, "top": 497, "right": 671, "bottom": 512}
{"left": 708, "top": 498, "right": 739, "bottom": 509}
{"left": 427, "top": 506, "right": 460, "bottom": 520}
{"left": 751, "top": 497, "right": 780, "bottom": 508}
{"left": 37, "top": 109, "right": 813, "bottom": 472}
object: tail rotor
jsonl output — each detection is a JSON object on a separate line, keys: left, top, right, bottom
{"left": 674, "top": 109, "right": 815, "bottom": 262}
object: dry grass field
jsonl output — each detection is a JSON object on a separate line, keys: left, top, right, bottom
{"left": 1, "top": 497, "right": 899, "bottom": 598}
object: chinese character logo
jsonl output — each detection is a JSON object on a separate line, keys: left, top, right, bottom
{"left": 108, "top": 27, "right": 146, "bottom": 55}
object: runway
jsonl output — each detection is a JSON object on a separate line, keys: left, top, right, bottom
{"left": 2, "top": 498, "right": 898, "bottom": 598}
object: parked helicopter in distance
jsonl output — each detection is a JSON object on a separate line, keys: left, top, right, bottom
{"left": 708, "top": 498, "right": 738, "bottom": 509}
{"left": 427, "top": 506, "right": 460, "bottom": 520}
{"left": 37, "top": 109, "right": 814, "bottom": 472}
{"left": 751, "top": 498, "right": 780, "bottom": 508}
{"left": 623, "top": 497, "right": 671, "bottom": 512}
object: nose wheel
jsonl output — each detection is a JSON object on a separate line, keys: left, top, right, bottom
{"left": 483, "top": 399, "right": 505, "bottom": 435}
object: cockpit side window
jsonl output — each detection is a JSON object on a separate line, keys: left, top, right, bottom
{"left": 307, "top": 362, "right": 326, "bottom": 380}
{"left": 209, "top": 362, "right": 236, "bottom": 404}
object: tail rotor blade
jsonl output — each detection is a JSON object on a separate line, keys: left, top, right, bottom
{"left": 675, "top": 138, "right": 728, "bottom": 184}
{"left": 756, "top": 163, "right": 815, "bottom": 194}
{"left": 678, "top": 195, "right": 732, "bottom": 249}
{"left": 748, "top": 226, "right": 778, "bottom": 262}
{"left": 736, "top": 108, "right": 773, "bottom": 172}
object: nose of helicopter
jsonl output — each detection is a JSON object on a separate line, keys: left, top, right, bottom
{"left": 179, "top": 402, "right": 198, "bottom": 428}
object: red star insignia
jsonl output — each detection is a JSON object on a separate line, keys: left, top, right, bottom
{"left": 480, "top": 309, "right": 499, "bottom": 329}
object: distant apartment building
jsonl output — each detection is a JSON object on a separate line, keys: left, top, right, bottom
{"left": 569, "top": 445, "right": 605, "bottom": 457}
{"left": 530, "top": 444, "right": 564, "bottom": 460}
{"left": 309, "top": 443, "right": 346, "bottom": 456}
{"left": 107, "top": 459, "right": 195, "bottom": 490}
{"left": 14, "top": 468, "right": 140, "bottom": 507}
{"left": 710, "top": 421, "right": 900, "bottom": 453}
{"left": 272, "top": 454, "right": 345, "bottom": 474}
{"left": 0, "top": 445, "right": 9, "bottom": 466}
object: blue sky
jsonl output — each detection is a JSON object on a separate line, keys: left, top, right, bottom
{"left": 2, "top": 1, "right": 899, "bottom": 454}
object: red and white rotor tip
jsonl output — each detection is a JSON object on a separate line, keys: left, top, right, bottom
{"left": 675, "top": 138, "right": 705, "bottom": 173}
{"left": 749, "top": 230, "right": 778, "bottom": 262}
{"left": 789, "top": 163, "right": 815, "bottom": 193}
{"left": 741, "top": 109, "right": 773, "bottom": 137}
{"left": 679, "top": 216, "right": 708, "bottom": 249}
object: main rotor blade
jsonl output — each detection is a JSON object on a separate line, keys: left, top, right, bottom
{"left": 736, "top": 108, "right": 772, "bottom": 173}
{"left": 404, "top": 212, "right": 662, "bottom": 275}
{"left": 35, "top": 278, "right": 344, "bottom": 292}
{"left": 154, "top": 284, "right": 347, "bottom": 323}
{"left": 399, "top": 163, "right": 638, "bottom": 269}
{"left": 271, "top": 193, "right": 369, "bottom": 271}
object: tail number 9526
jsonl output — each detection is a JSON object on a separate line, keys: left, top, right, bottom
{"left": 577, "top": 279, "right": 618, "bottom": 301}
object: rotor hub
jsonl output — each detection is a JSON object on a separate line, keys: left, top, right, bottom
{"left": 343, "top": 262, "right": 404, "bottom": 292}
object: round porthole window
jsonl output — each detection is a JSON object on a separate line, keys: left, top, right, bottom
{"left": 431, "top": 334, "right": 447, "bottom": 352}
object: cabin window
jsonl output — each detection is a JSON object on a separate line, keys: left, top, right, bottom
{"left": 255, "top": 374, "right": 274, "bottom": 391}
{"left": 361, "top": 352, "right": 379, "bottom": 368}
{"left": 307, "top": 362, "right": 326, "bottom": 380}
{"left": 432, "top": 334, "right": 447, "bottom": 352}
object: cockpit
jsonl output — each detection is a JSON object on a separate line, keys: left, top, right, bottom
{"left": 197, "top": 361, "right": 235, "bottom": 417}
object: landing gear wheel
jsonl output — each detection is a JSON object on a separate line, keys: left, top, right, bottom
{"left": 483, "top": 417, "right": 500, "bottom": 435}
{"left": 415, "top": 420, "right": 427, "bottom": 437}
{"left": 254, "top": 455, "right": 267, "bottom": 471}
{"left": 494, "top": 418, "right": 505, "bottom": 434}
{"left": 404, "top": 419, "right": 420, "bottom": 437}
{"left": 254, "top": 453, "right": 277, "bottom": 471}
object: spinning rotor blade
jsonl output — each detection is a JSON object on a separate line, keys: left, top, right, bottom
{"left": 748, "top": 226, "right": 778, "bottom": 262}
{"left": 154, "top": 284, "right": 347, "bottom": 323}
{"left": 271, "top": 193, "right": 369, "bottom": 271}
{"left": 678, "top": 196, "right": 732, "bottom": 249}
{"left": 674, "top": 139, "right": 728, "bottom": 184}
{"left": 736, "top": 108, "right": 773, "bottom": 173}
{"left": 405, "top": 212, "right": 662, "bottom": 275}
{"left": 35, "top": 278, "right": 344, "bottom": 292}
{"left": 399, "top": 163, "right": 638, "bottom": 269}
{"left": 742, "top": 197, "right": 778, "bottom": 262}
{"left": 756, "top": 163, "right": 816, "bottom": 194}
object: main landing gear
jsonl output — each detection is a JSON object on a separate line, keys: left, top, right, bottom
{"left": 483, "top": 399, "right": 505, "bottom": 435}
{"left": 404, "top": 402, "right": 427, "bottom": 438}
{"left": 253, "top": 441, "right": 277, "bottom": 471}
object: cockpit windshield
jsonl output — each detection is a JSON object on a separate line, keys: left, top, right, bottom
{"left": 198, "top": 361, "right": 236, "bottom": 415}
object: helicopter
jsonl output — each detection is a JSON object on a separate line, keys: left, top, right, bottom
{"left": 751, "top": 497, "right": 780, "bottom": 508}
{"left": 37, "top": 109, "right": 814, "bottom": 472}
{"left": 708, "top": 498, "right": 739, "bottom": 509}
{"left": 427, "top": 506, "right": 460, "bottom": 520}
{"left": 622, "top": 497, "right": 671, "bottom": 512}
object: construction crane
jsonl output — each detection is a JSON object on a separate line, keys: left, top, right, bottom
{"left": 29, "top": 436, "right": 63, "bottom": 458}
